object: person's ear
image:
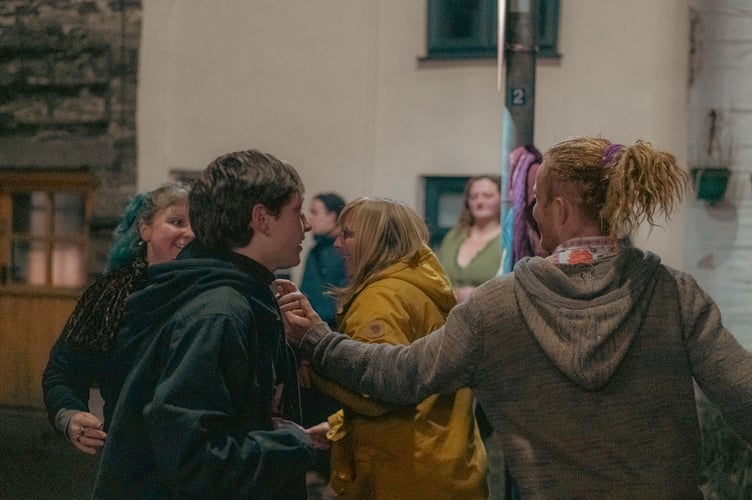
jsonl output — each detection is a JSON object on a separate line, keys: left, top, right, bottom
{"left": 138, "top": 222, "right": 151, "bottom": 242}
{"left": 554, "top": 196, "right": 569, "bottom": 226}
{"left": 250, "top": 203, "right": 271, "bottom": 236}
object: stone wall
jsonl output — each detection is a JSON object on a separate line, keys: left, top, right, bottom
{"left": 0, "top": 0, "right": 141, "bottom": 274}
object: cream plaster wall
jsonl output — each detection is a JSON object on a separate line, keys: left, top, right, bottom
{"left": 138, "top": 0, "right": 690, "bottom": 270}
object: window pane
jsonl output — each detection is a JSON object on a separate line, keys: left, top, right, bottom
{"left": 52, "top": 242, "right": 85, "bottom": 288}
{"left": 11, "top": 240, "right": 47, "bottom": 286}
{"left": 54, "top": 192, "right": 86, "bottom": 237}
{"left": 438, "top": 192, "right": 465, "bottom": 227}
{"left": 12, "top": 191, "right": 50, "bottom": 237}
{"left": 433, "top": 0, "right": 483, "bottom": 45}
{"left": 11, "top": 193, "right": 31, "bottom": 233}
{"left": 444, "top": 0, "right": 480, "bottom": 39}
{"left": 427, "top": 0, "right": 495, "bottom": 56}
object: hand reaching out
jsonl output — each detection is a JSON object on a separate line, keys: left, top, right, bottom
{"left": 67, "top": 411, "right": 106, "bottom": 455}
{"left": 276, "top": 291, "right": 323, "bottom": 348}
{"left": 305, "top": 421, "right": 331, "bottom": 450}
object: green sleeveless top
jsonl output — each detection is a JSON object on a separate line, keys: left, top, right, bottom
{"left": 437, "top": 227, "right": 501, "bottom": 289}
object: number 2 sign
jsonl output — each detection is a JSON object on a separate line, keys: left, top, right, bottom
{"left": 509, "top": 88, "right": 526, "bottom": 106}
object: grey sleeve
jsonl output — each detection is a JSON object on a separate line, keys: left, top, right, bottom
{"left": 301, "top": 298, "right": 483, "bottom": 406}
{"left": 679, "top": 273, "right": 752, "bottom": 443}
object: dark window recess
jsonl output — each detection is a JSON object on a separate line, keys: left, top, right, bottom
{"left": 423, "top": 175, "right": 471, "bottom": 250}
{"left": 536, "top": 0, "right": 560, "bottom": 58}
{"left": 425, "top": 0, "right": 560, "bottom": 60}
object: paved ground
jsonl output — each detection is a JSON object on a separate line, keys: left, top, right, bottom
{"left": 0, "top": 406, "right": 100, "bottom": 500}
{"left": 0, "top": 404, "right": 335, "bottom": 499}
{"left": 3, "top": 401, "right": 749, "bottom": 499}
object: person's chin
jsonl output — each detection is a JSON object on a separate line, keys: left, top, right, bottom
{"left": 281, "top": 254, "right": 302, "bottom": 269}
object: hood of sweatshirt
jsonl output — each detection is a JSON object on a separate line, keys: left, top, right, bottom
{"left": 123, "top": 241, "right": 277, "bottom": 334}
{"left": 513, "top": 246, "right": 661, "bottom": 390}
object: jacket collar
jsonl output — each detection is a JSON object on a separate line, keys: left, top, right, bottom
{"left": 178, "top": 240, "right": 275, "bottom": 285}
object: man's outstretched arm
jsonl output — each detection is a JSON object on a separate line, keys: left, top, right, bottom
{"left": 279, "top": 290, "right": 481, "bottom": 405}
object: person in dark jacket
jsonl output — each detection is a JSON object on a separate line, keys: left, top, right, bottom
{"left": 298, "top": 192, "right": 347, "bottom": 485}
{"left": 300, "top": 192, "right": 346, "bottom": 328}
{"left": 42, "top": 181, "right": 193, "bottom": 455}
{"left": 92, "top": 150, "right": 315, "bottom": 499}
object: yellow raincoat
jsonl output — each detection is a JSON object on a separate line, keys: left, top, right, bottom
{"left": 312, "top": 246, "right": 487, "bottom": 499}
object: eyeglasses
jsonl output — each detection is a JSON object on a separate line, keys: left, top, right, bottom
{"left": 339, "top": 227, "right": 355, "bottom": 240}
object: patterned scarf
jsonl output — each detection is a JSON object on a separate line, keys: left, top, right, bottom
{"left": 62, "top": 252, "right": 148, "bottom": 351}
{"left": 546, "top": 236, "right": 621, "bottom": 265}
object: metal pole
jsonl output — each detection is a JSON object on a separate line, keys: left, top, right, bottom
{"left": 499, "top": 0, "right": 537, "bottom": 274}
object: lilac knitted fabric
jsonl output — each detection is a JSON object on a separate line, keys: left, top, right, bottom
{"left": 510, "top": 147, "right": 539, "bottom": 263}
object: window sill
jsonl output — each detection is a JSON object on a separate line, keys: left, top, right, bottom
{"left": 417, "top": 53, "right": 561, "bottom": 66}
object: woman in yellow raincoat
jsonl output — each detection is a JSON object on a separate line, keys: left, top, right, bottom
{"left": 302, "top": 197, "right": 487, "bottom": 500}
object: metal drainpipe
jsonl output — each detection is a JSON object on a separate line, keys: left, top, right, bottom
{"left": 499, "top": 0, "right": 538, "bottom": 275}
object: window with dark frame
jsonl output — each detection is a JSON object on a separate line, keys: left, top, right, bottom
{"left": 0, "top": 170, "right": 93, "bottom": 289}
{"left": 425, "top": 0, "right": 560, "bottom": 60}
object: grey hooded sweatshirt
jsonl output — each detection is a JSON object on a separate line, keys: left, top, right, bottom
{"left": 299, "top": 246, "right": 752, "bottom": 499}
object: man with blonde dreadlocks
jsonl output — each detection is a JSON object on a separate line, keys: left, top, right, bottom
{"left": 278, "top": 136, "right": 752, "bottom": 498}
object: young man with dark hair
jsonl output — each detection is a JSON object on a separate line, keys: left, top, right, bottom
{"left": 94, "top": 149, "right": 315, "bottom": 498}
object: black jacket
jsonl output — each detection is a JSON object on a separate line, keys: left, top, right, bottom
{"left": 93, "top": 242, "right": 314, "bottom": 499}
{"left": 300, "top": 234, "right": 346, "bottom": 327}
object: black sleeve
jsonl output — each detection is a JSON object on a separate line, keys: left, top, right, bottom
{"left": 143, "top": 313, "right": 314, "bottom": 498}
{"left": 41, "top": 337, "right": 100, "bottom": 431}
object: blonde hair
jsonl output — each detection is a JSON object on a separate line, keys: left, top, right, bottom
{"left": 334, "top": 197, "right": 429, "bottom": 307}
{"left": 540, "top": 136, "right": 688, "bottom": 237}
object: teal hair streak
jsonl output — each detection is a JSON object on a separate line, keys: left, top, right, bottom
{"left": 107, "top": 192, "right": 148, "bottom": 270}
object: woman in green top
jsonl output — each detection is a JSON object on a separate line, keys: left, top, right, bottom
{"left": 437, "top": 174, "right": 506, "bottom": 499}
{"left": 438, "top": 174, "right": 502, "bottom": 303}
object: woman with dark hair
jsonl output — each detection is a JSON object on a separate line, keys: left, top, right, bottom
{"left": 42, "top": 181, "right": 193, "bottom": 454}
{"left": 300, "top": 192, "right": 347, "bottom": 328}
{"left": 299, "top": 192, "right": 347, "bottom": 487}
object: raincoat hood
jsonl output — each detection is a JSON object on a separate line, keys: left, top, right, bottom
{"left": 345, "top": 245, "right": 456, "bottom": 316}
{"left": 513, "top": 246, "right": 662, "bottom": 390}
